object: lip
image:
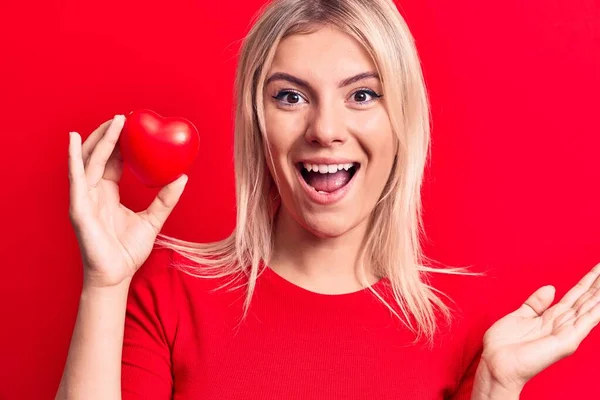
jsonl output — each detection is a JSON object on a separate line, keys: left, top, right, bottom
{"left": 296, "top": 157, "right": 359, "bottom": 165}
{"left": 294, "top": 162, "right": 360, "bottom": 206}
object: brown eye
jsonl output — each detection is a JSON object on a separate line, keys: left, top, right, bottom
{"left": 354, "top": 92, "right": 368, "bottom": 102}
{"left": 273, "top": 90, "right": 307, "bottom": 107}
{"left": 286, "top": 93, "right": 301, "bottom": 103}
{"left": 351, "top": 89, "right": 381, "bottom": 104}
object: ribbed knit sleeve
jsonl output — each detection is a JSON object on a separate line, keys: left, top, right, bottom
{"left": 121, "top": 247, "right": 178, "bottom": 400}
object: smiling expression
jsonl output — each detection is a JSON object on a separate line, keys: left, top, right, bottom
{"left": 262, "top": 24, "right": 397, "bottom": 239}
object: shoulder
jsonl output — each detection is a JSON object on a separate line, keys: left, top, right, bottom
{"left": 129, "top": 246, "right": 182, "bottom": 294}
{"left": 130, "top": 246, "right": 245, "bottom": 304}
{"left": 134, "top": 246, "right": 176, "bottom": 279}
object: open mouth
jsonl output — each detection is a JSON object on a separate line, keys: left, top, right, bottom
{"left": 297, "top": 162, "right": 360, "bottom": 193}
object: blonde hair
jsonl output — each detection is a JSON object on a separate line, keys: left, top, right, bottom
{"left": 155, "top": 0, "right": 483, "bottom": 347}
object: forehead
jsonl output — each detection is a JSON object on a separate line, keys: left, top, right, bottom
{"left": 268, "top": 25, "right": 376, "bottom": 82}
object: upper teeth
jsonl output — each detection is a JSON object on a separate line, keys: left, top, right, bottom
{"left": 303, "top": 162, "right": 356, "bottom": 173}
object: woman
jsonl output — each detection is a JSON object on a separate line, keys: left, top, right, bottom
{"left": 57, "top": 0, "right": 600, "bottom": 399}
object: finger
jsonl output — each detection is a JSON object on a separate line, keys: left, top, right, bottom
{"left": 572, "top": 286, "right": 599, "bottom": 310}
{"left": 102, "top": 142, "right": 124, "bottom": 183}
{"left": 590, "top": 263, "right": 600, "bottom": 289}
{"left": 575, "top": 287, "right": 600, "bottom": 317}
{"left": 68, "top": 132, "right": 87, "bottom": 209}
{"left": 554, "top": 307, "right": 577, "bottom": 328}
{"left": 82, "top": 119, "right": 113, "bottom": 164}
{"left": 515, "top": 285, "right": 556, "bottom": 318}
{"left": 139, "top": 175, "right": 188, "bottom": 234}
{"left": 558, "top": 263, "right": 600, "bottom": 307}
{"left": 573, "top": 300, "right": 600, "bottom": 340}
{"left": 86, "top": 115, "right": 126, "bottom": 187}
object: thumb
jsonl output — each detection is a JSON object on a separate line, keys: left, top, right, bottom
{"left": 141, "top": 174, "right": 188, "bottom": 234}
{"left": 515, "top": 285, "right": 556, "bottom": 318}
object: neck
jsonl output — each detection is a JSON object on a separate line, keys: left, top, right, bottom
{"left": 268, "top": 206, "right": 379, "bottom": 294}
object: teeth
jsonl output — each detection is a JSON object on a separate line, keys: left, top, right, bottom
{"left": 302, "top": 162, "right": 356, "bottom": 173}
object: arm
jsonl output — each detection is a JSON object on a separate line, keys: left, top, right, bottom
{"left": 59, "top": 117, "right": 187, "bottom": 399}
{"left": 55, "top": 279, "right": 131, "bottom": 400}
{"left": 56, "top": 247, "right": 176, "bottom": 400}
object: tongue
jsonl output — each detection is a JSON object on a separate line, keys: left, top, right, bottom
{"left": 305, "top": 170, "right": 351, "bottom": 192}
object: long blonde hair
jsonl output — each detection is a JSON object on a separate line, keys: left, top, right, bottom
{"left": 155, "top": 0, "right": 482, "bottom": 346}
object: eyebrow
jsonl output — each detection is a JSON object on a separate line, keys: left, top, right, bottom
{"left": 265, "top": 71, "right": 380, "bottom": 90}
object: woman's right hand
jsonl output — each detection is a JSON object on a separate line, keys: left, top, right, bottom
{"left": 68, "top": 115, "right": 188, "bottom": 288}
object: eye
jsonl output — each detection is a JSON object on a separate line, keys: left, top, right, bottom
{"left": 350, "top": 89, "right": 382, "bottom": 105}
{"left": 272, "top": 90, "right": 307, "bottom": 107}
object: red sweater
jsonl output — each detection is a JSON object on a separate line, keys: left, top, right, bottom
{"left": 122, "top": 248, "right": 494, "bottom": 400}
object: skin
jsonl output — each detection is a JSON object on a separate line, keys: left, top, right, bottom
{"left": 263, "top": 24, "right": 396, "bottom": 294}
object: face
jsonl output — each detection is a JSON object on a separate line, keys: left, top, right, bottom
{"left": 262, "top": 24, "right": 396, "bottom": 239}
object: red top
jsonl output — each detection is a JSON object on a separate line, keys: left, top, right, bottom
{"left": 122, "top": 248, "right": 494, "bottom": 400}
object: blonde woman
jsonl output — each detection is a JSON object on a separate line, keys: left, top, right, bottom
{"left": 57, "top": 0, "right": 600, "bottom": 399}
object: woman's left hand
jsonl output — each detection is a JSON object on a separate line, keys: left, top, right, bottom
{"left": 479, "top": 263, "right": 600, "bottom": 392}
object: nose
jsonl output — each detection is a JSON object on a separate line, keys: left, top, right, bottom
{"left": 304, "top": 100, "right": 347, "bottom": 147}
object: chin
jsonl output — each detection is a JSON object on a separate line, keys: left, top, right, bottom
{"left": 300, "top": 213, "right": 358, "bottom": 239}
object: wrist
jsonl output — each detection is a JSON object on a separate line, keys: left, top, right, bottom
{"left": 81, "top": 276, "right": 132, "bottom": 299}
{"left": 471, "top": 363, "right": 523, "bottom": 400}
{"left": 82, "top": 272, "right": 133, "bottom": 293}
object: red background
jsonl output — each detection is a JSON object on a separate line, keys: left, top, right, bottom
{"left": 0, "top": 0, "right": 598, "bottom": 398}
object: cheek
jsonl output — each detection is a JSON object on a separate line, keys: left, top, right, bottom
{"left": 264, "top": 103, "right": 307, "bottom": 148}
{"left": 263, "top": 104, "right": 306, "bottom": 182}
{"left": 353, "top": 109, "right": 396, "bottom": 161}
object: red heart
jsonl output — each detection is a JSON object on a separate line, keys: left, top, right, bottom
{"left": 120, "top": 109, "right": 200, "bottom": 188}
